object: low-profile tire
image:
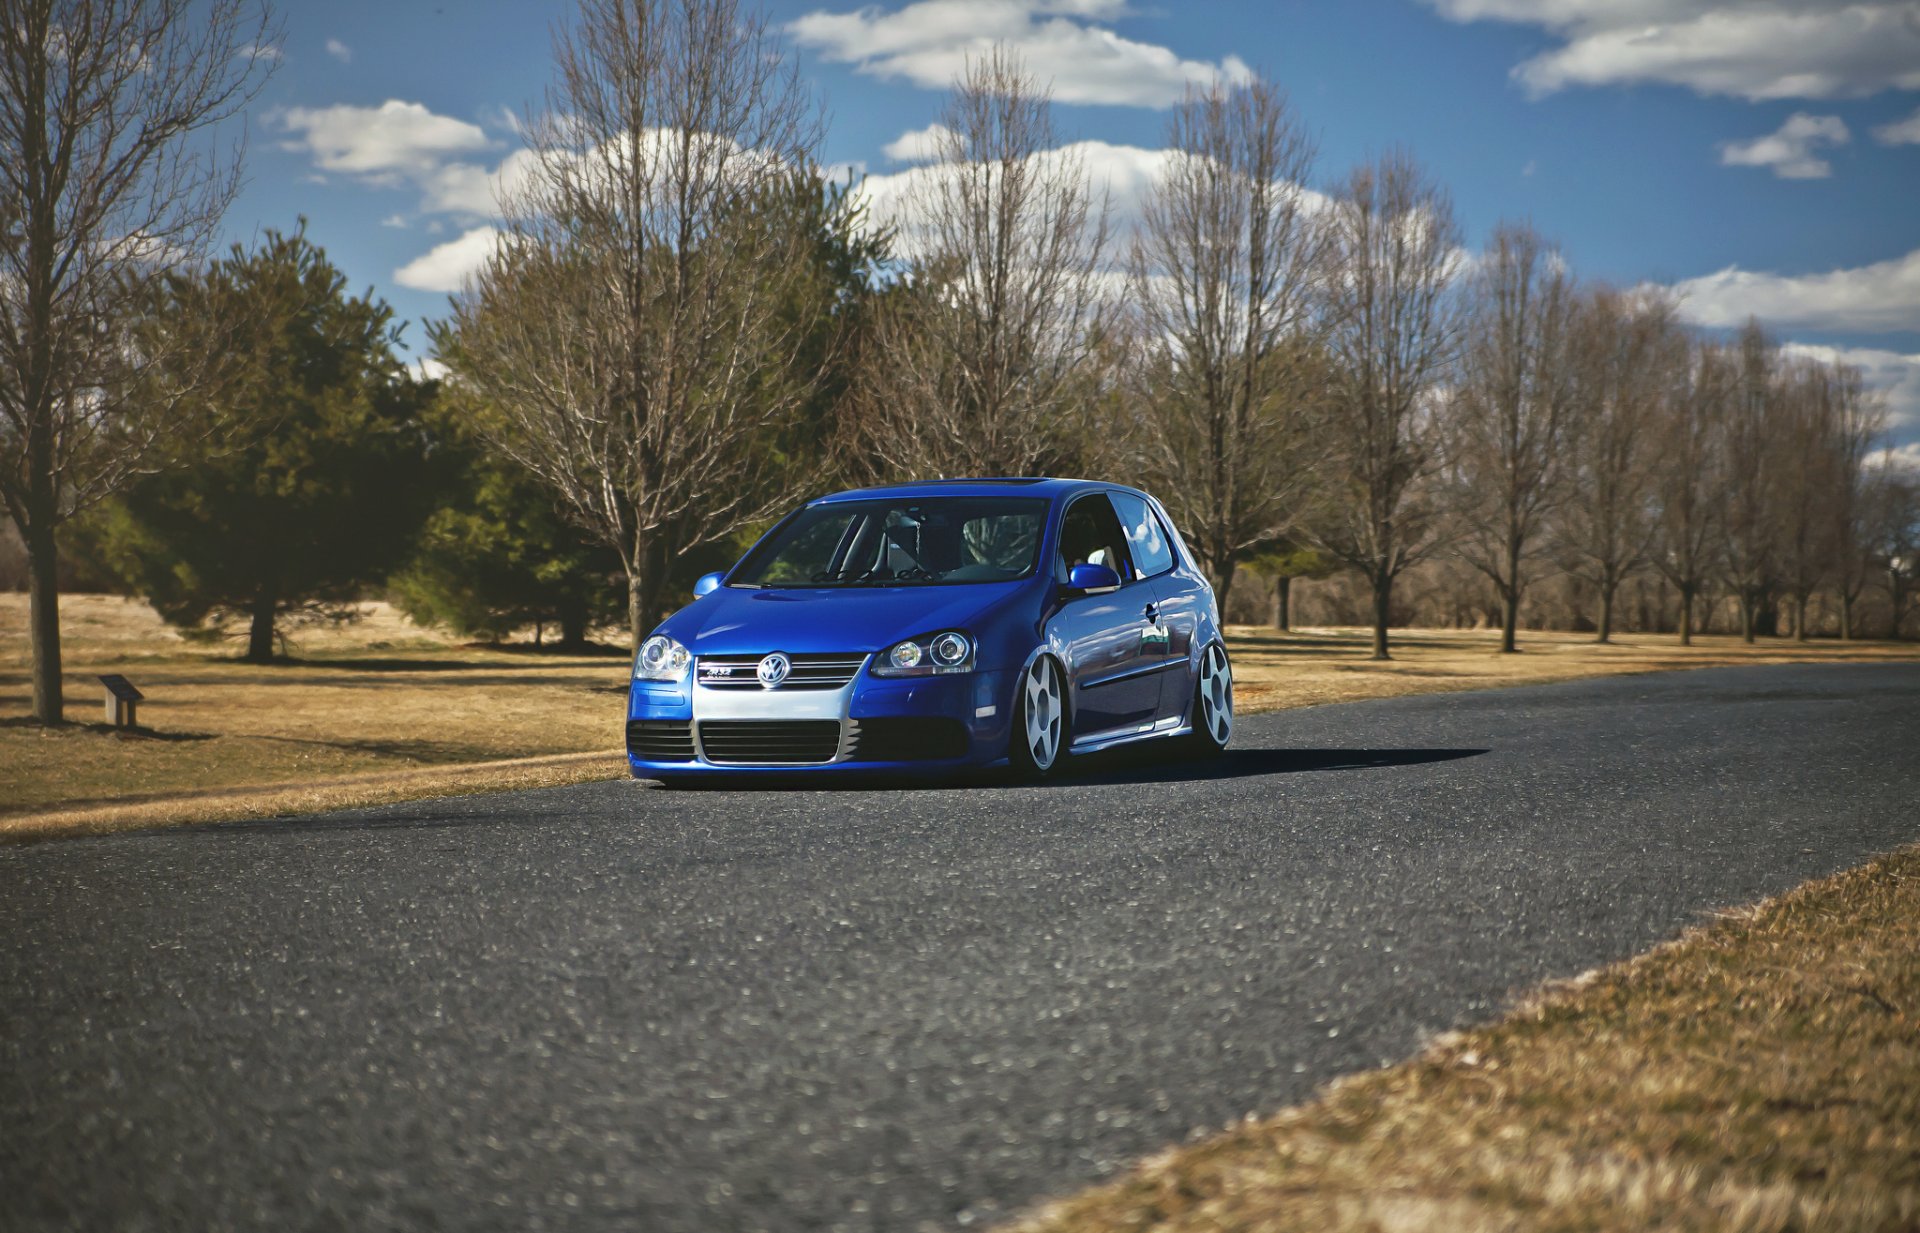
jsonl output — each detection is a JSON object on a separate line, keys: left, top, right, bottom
{"left": 1186, "top": 642, "right": 1233, "bottom": 755}
{"left": 1009, "top": 654, "right": 1068, "bottom": 780}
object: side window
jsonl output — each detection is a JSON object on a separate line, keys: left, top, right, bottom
{"left": 1057, "top": 494, "right": 1134, "bottom": 581}
{"left": 1109, "top": 492, "right": 1175, "bottom": 579}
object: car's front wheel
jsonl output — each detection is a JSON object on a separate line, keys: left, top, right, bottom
{"left": 1009, "top": 655, "right": 1067, "bottom": 779}
{"left": 1187, "top": 642, "right": 1233, "bottom": 755}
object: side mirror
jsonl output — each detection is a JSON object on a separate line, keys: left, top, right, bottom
{"left": 1066, "top": 562, "right": 1122, "bottom": 594}
{"left": 692, "top": 571, "right": 725, "bottom": 598}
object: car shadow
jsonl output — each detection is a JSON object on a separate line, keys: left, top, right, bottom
{"left": 648, "top": 745, "right": 1489, "bottom": 793}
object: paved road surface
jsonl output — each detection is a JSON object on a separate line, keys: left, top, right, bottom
{"left": 4, "top": 662, "right": 1917, "bottom": 1232}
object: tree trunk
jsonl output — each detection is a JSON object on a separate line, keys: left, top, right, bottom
{"left": 558, "top": 600, "right": 590, "bottom": 652}
{"left": 1500, "top": 537, "right": 1521, "bottom": 653}
{"left": 1794, "top": 593, "right": 1809, "bottom": 642}
{"left": 246, "top": 586, "right": 278, "bottom": 663}
{"left": 1596, "top": 581, "right": 1615, "bottom": 645}
{"left": 24, "top": 517, "right": 63, "bottom": 725}
{"left": 1274, "top": 575, "right": 1291, "bottom": 633}
{"left": 1840, "top": 593, "right": 1854, "bottom": 641}
{"left": 626, "top": 532, "right": 669, "bottom": 648}
{"left": 1678, "top": 587, "right": 1694, "bottom": 647}
{"left": 1738, "top": 593, "right": 1756, "bottom": 644}
{"left": 533, "top": 621, "right": 544, "bottom": 648}
{"left": 1213, "top": 560, "right": 1237, "bottom": 624}
{"left": 1370, "top": 569, "right": 1392, "bottom": 661}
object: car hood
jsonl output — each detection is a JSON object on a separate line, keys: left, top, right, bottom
{"left": 657, "top": 582, "right": 1028, "bottom": 656}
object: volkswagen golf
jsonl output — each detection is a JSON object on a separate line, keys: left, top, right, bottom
{"left": 626, "top": 478, "right": 1232, "bottom": 780}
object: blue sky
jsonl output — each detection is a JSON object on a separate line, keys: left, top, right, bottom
{"left": 233, "top": 0, "right": 1920, "bottom": 455}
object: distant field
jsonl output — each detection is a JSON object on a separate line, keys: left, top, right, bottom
{"left": 3, "top": 593, "right": 1916, "bottom": 836}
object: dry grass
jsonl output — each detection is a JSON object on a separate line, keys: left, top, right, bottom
{"left": 1005, "top": 844, "right": 1920, "bottom": 1233}
{"left": 1, "top": 594, "right": 630, "bottom": 826}
{"left": 1227, "top": 623, "right": 1920, "bottom": 714}
{"left": 2, "top": 595, "right": 1915, "bottom": 840}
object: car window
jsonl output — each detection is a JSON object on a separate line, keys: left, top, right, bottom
{"left": 1108, "top": 492, "right": 1175, "bottom": 579}
{"left": 732, "top": 497, "right": 1047, "bottom": 587}
{"left": 1058, "top": 494, "right": 1134, "bottom": 581}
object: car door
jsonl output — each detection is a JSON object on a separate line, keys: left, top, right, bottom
{"left": 1107, "top": 491, "right": 1202, "bottom": 724}
{"left": 1053, "top": 493, "right": 1162, "bottom": 739}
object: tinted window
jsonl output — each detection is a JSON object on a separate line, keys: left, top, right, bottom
{"left": 1109, "top": 492, "right": 1175, "bottom": 578}
{"left": 732, "top": 498, "right": 1046, "bottom": 587}
{"left": 1058, "top": 494, "right": 1133, "bottom": 580}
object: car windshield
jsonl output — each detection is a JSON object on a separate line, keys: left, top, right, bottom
{"left": 730, "top": 497, "right": 1048, "bottom": 588}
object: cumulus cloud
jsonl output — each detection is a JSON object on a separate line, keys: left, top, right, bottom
{"left": 1424, "top": 1, "right": 1920, "bottom": 100}
{"left": 1875, "top": 104, "right": 1920, "bottom": 145}
{"left": 324, "top": 38, "right": 351, "bottom": 63}
{"left": 1719, "top": 112, "right": 1849, "bottom": 178}
{"left": 409, "top": 356, "right": 450, "bottom": 382}
{"left": 882, "top": 123, "right": 957, "bottom": 163}
{"left": 393, "top": 226, "right": 499, "bottom": 293}
{"left": 788, "top": 0, "right": 1252, "bottom": 108}
{"left": 277, "top": 100, "right": 492, "bottom": 176}
{"left": 1780, "top": 342, "right": 1920, "bottom": 430}
{"left": 1671, "top": 247, "right": 1920, "bottom": 333}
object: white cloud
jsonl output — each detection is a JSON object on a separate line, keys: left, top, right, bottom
{"left": 324, "top": 38, "right": 351, "bottom": 63}
{"left": 1867, "top": 441, "right": 1920, "bottom": 471}
{"left": 1671, "top": 247, "right": 1920, "bottom": 333}
{"left": 409, "top": 356, "right": 450, "bottom": 382}
{"left": 788, "top": 0, "right": 1252, "bottom": 107}
{"left": 1875, "top": 105, "right": 1920, "bottom": 145}
{"left": 238, "top": 42, "right": 281, "bottom": 64}
{"left": 1424, "top": 1, "right": 1920, "bottom": 100}
{"left": 1780, "top": 342, "right": 1920, "bottom": 429}
{"left": 1719, "top": 112, "right": 1849, "bottom": 179}
{"left": 418, "top": 147, "right": 544, "bottom": 216}
{"left": 379, "top": 213, "right": 408, "bottom": 228}
{"left": 394, "top": 226, "right": 500, "bottom": 293}
{"left": 883, "top": 123, "right": 957, "bottom": 163}
{"left": 277, "top": 100, "right": 492, "bottom": 175}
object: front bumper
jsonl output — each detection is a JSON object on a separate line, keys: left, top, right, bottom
{"left": 626, "top": 661, "right": 1016, "bottom": 776}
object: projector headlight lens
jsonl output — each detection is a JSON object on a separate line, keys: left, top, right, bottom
{"left": 635, "top": 634, "right": 691, "bottom": 681}
{"left": 873, "top": 632, "right": 975, "bottom": 677}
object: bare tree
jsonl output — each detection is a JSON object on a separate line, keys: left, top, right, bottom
{"left": 1720, "top": 319, "right": 1783, "bottom": 642}
{"left": 1652, "top": 339, "right": 1729, "bottom": 645}
{"left": 0, "top": 0, "right": 274, "bottom": 724}
{"left": 1867, "top": 459, "right": 1920, "bottom": 639}
{"left": 1827, "top": 364, "right": 1885, "bottom": 639}
{"left": 437, "top": 0, "right": 828, "bottom": 642}
{"left": 861, "top": 45, "right": 1110, "bottom": 479}
{"left": 1450, "top": 222, "right": 1577, "bottom": 653}
{"left": 1124, "top": 77, "right": 1327, "bottom": 613}
{"left": 1774, "top": 357, "right": 1840, "bottom": 640}
{"left": 1557, "top": 286, "right": 1683, "bottom": 642}
{"left": 1311, "top": 150, "right": 1462, "bottom": 660}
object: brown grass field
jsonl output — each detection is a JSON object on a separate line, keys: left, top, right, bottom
{"left": 1003, "top": 843, "right": 1920, "bottom": 1233}
{"left": 2, "top": 592, "right": 1916, "bottom": 839}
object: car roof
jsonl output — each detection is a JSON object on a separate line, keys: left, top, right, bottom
{"left": 810, "top": 477, "right": 1139, "bottom": 505}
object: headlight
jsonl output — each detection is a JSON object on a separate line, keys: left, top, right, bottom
{"left": 872, "top": 631, "right": 974, "bottom": 677}
{"left": 634, "top": 634, "right": 691, "bottom": 681}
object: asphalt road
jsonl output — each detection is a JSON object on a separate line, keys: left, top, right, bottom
{"left": 4, "top": 662, "right": 1918, "bottom": 1232}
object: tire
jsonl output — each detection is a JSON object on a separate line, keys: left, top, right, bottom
{"left": 1009, "top": 655, "right": 1068, "bottom": 779}
{"left": 1186, "top": 642, "right": 1233, "bottom": 755}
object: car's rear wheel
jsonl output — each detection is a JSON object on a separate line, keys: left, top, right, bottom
{"left": 1010, "top": 655, "right": 1067, "bottom": 779}
{"left": 1187, "top": 642, "right": 1233, "bottom": 755}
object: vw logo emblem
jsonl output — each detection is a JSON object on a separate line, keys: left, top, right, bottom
{"left": 756, "top": 653, "right": 791, "bottom": 688}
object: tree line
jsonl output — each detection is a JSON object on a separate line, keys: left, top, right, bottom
{"left": 4, "top": 0, "right": 1917, "bottom": 727}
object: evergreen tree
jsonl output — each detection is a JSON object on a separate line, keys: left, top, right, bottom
{"left": 391, "top": 391, "right": 623, "bottom": 649}
{"left": 97, "top": 227, "right": 434, "bottom": 661}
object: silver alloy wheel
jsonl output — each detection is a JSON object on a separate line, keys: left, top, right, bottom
{"left": 1024, "top": 656, "right": 1063, "bottom": 770}
{"left": 1198, "top": 643, "right": 1233, "bottom": 747}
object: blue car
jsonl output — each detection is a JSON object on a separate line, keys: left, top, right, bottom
{"left": 626, "top": 478, "right": 1233, "bottom": 780}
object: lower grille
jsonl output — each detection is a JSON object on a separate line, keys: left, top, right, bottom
{"left": 848, "top": 717, "right": 970, "bottom": 762}
{"left": 627, "top": 720, "right": 695, "bottom": 761}
{"left": 697, "top": 720, "right": 842, "bottom": 765}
